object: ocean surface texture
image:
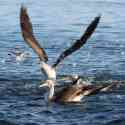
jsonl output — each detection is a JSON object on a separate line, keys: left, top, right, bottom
{"left": 0, "top": 0, "right": 125, "bottom": 125}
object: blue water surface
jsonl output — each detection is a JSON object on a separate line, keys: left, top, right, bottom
{"left": 0, "top": 0, "right": 125, "bottom": 125}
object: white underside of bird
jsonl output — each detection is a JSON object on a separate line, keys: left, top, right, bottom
{"left": 68, "top": 94, "right": 84, "bottom": 102}
{"left": 40, "top": 61, "right": 56, "bottom": 80}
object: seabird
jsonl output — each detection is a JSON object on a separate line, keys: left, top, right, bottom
{"left": 15, "top": 51, "right": 30, "bottom": 62}
{"left": 40, "top": 80, "right": 119, "bottom": 103}
{"left": 8, "top": 47, "right": 30, "bottom": 63}
{"left": 20, "top": 6, "right": 100, "bottom": 80}
{"left": 20, "top": 6, "right": 106, "bottom": 103}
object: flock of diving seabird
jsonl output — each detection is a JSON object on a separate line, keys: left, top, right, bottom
{"left": 8, "top": 5, "right": 121, "bottom": 103}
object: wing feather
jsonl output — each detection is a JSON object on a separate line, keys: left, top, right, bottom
{"left": 20, "top": 6, "right": 48, "bottom": 61}
{"left": 53, "top": 16, "right": 101, "bottom": 67}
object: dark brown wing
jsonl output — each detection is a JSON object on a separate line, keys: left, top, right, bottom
{"left": 54, "top": 84, "right": 100, "bottom": 102}
{"left": 20, "top": 6, "right": 48, "bottom": 62}
{"left": 54, "top": 85, "right": 83, "bottom": 102}
{"left": 53, "top": 16, "right": 101, "bottom": 67}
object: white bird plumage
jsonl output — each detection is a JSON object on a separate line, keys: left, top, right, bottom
{"left": 40, "top": 61, "right": 56, "bottom": 80}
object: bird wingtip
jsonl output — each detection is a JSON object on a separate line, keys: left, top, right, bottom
{"left": 20, "top": 4, "right": 27, "bottom": 13}
{"left": 96, "top": 14, "right": 102, "bottom": 21}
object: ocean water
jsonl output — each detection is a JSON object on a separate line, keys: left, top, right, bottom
{"left": 0, "top": 0, "right": 125, "bottom": 124}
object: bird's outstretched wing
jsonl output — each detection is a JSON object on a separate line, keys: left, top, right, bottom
{"left": 53, "top": 16, "right": 101, "bottom": 68}
{"left": 20, "top": 6, "right": 48, "bottom": 62}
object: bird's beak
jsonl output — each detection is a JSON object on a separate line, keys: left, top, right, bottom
{"left": 39, "top": 83, "right": 48, "bottom": 88}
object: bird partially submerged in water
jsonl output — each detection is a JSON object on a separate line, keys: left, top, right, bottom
{"left": 20, "top": 5, "right": 118, "bottom": 103}
{"left": 40, "top": 80, "right": 119, "bottom": 103}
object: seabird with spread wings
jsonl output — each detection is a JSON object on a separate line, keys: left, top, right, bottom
{"left": 20, "top": 6, "right": 100, "bottom": 81}
{"left": 20, "top": 6, "right": 115, "bottom": 103}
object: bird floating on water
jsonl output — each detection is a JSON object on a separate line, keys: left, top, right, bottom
{"left": 8, "top": 47, "right": 31, "bottom": 63}
{"left": 40, "top": 80, "right": 119, "bottom": 103}
{"left": 20, "top": 6, "right": 118, "bottom": 103}
{"left": 14, "top": 51, "right": 30, "bottom": 62}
